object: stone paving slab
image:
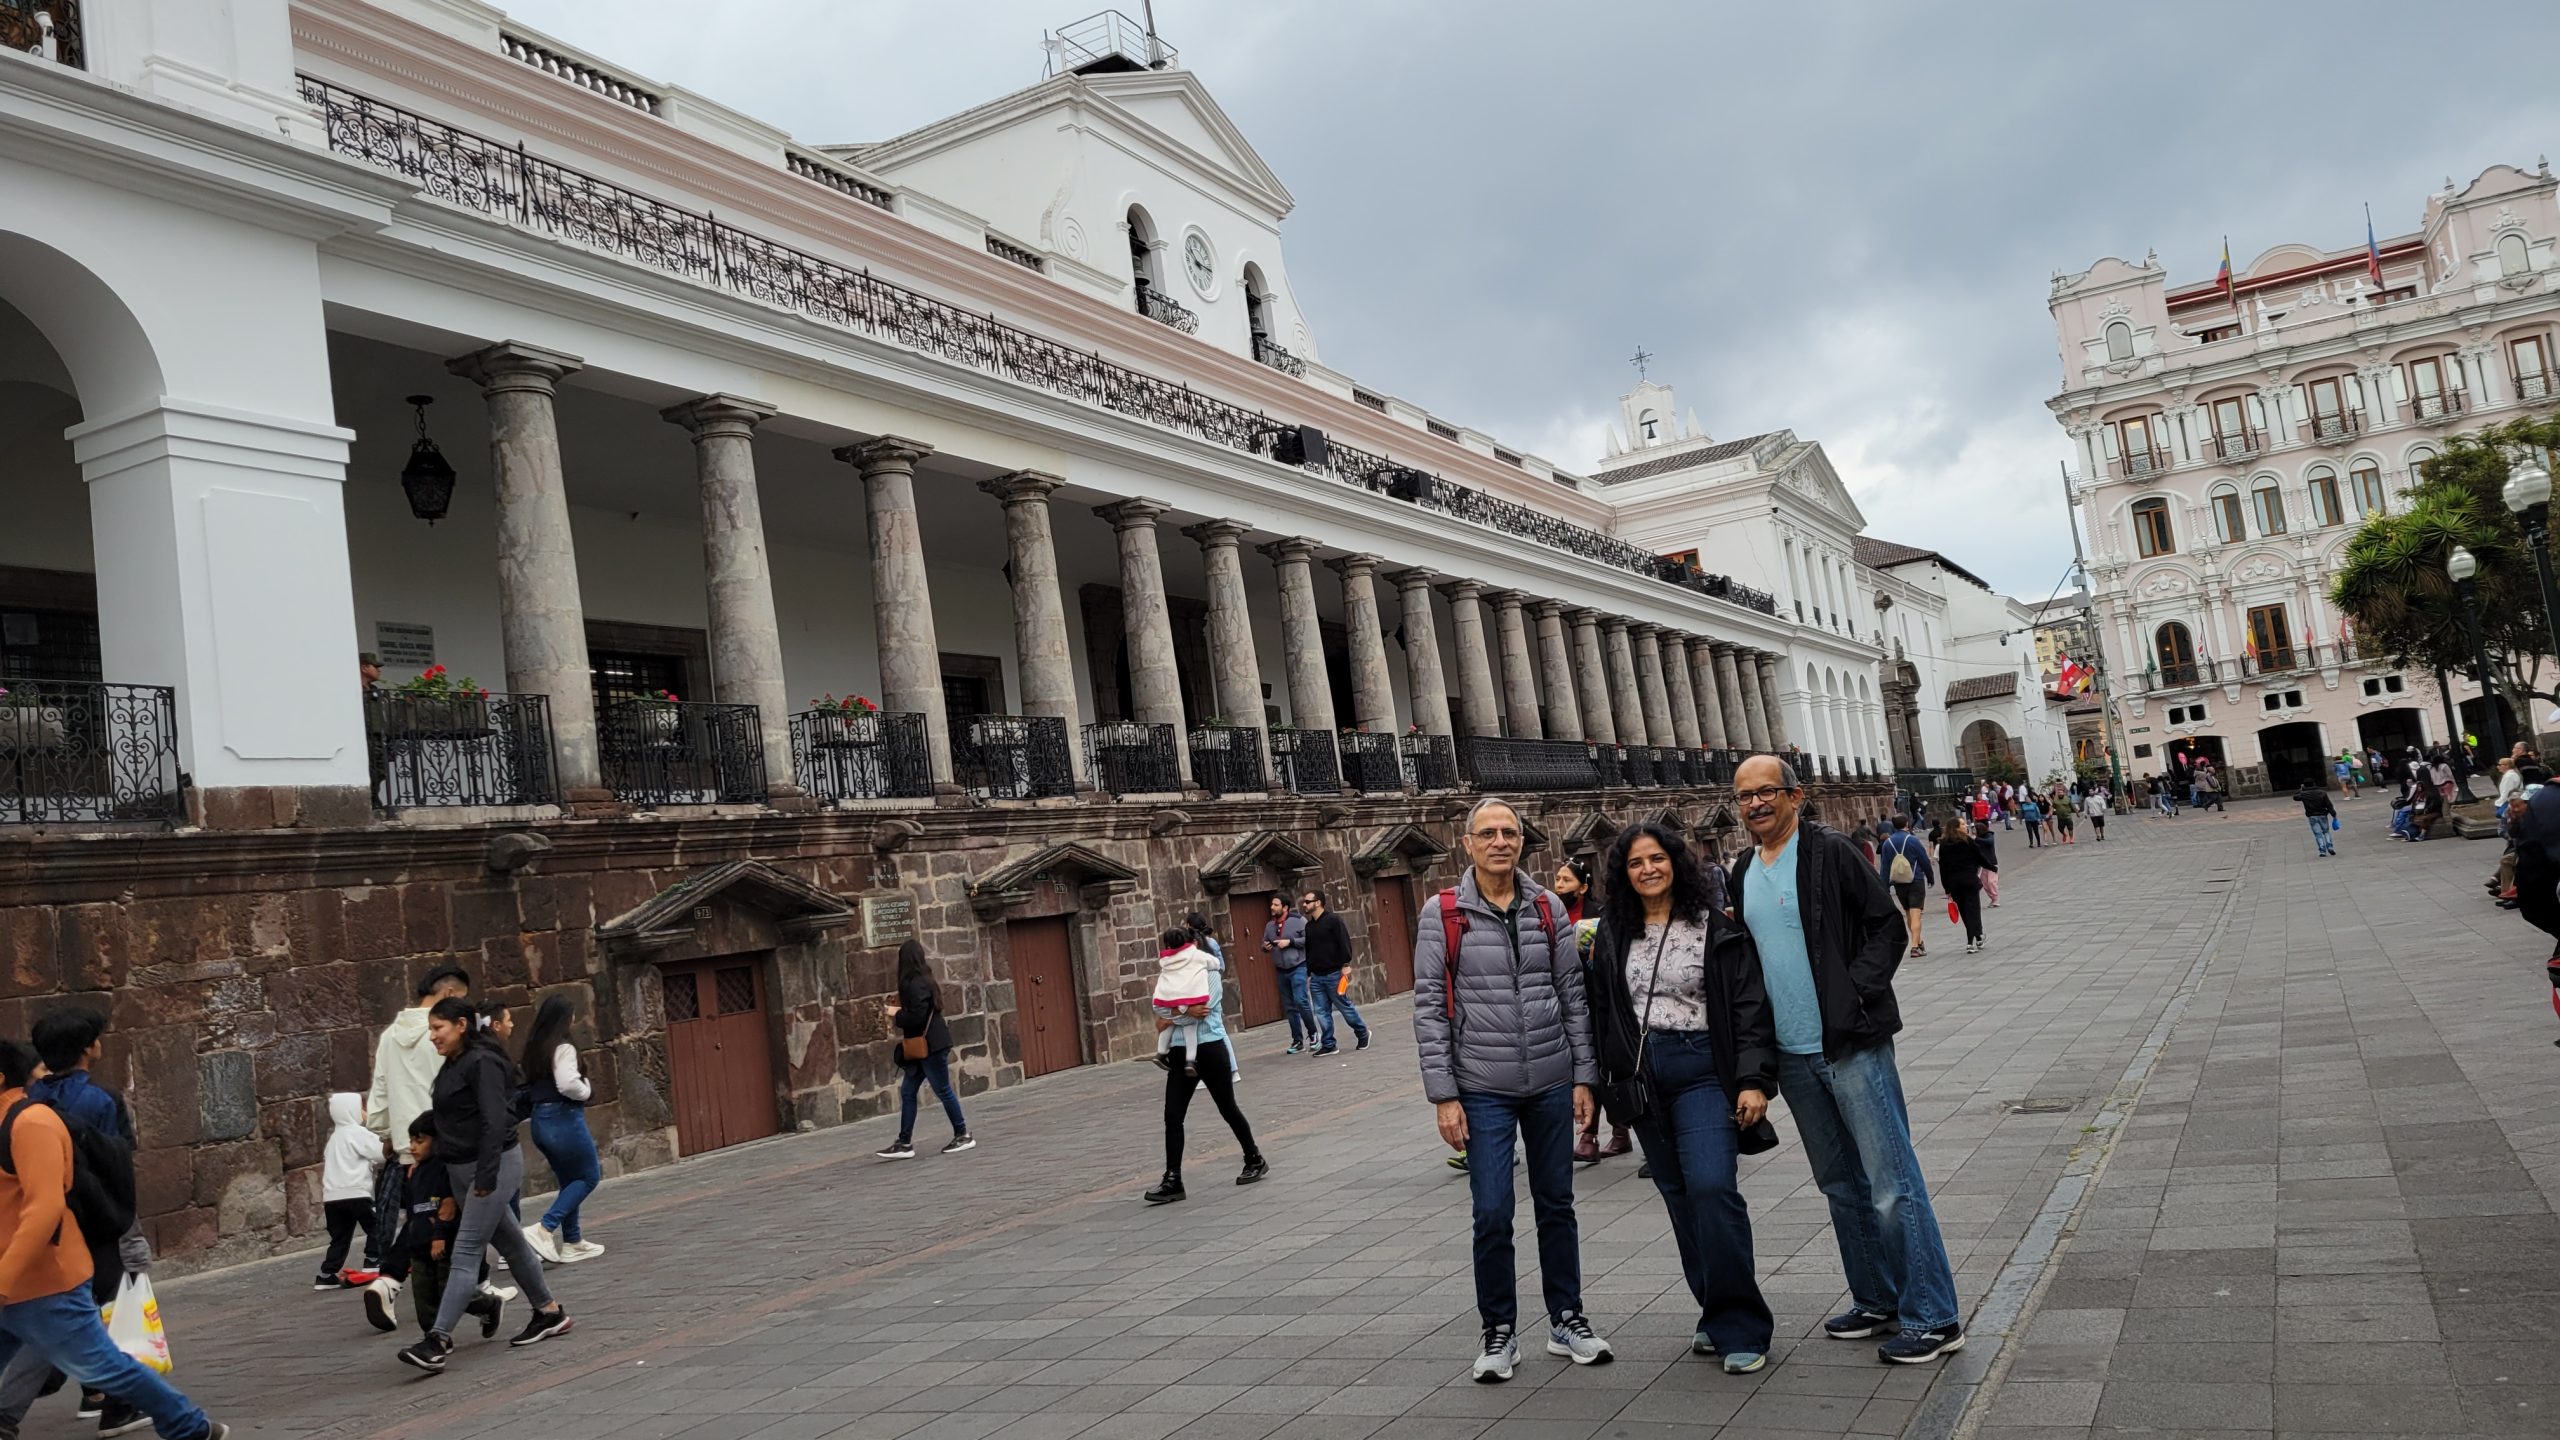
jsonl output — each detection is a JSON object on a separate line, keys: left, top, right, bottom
{"left": 111, "top": 795, "right": 2559, "bottom": 1438}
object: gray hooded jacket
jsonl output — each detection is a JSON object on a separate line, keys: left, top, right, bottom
{"left": 1412, "top": 869, "right": 1596, "bottom": 1103}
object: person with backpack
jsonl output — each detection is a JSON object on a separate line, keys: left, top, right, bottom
{"left": 0, "top": 1039, "right": 228, "bottom": 1440}
{"left": 1876, "top": 816, "right": 1934, "bottom": 959}
{"left": 1411, "top": 796, "right": 1611, "bottom": 1384}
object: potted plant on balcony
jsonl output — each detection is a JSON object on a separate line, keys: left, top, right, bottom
{"left": 393, "top": 664, "right": 493, "bottom": 739}
{"left": 809, "top": 693, "right": 881, "bottom": 746}
{"left": 0, "top": 686, "right": 65, "bottom": 751}
{"left": 1192, "top": 716, "right": 1232, "bottom": 750}
{"left": 632, "top": 688, "right": 684, "bottom": 745}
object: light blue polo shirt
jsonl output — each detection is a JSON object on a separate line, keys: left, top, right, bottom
{"left": 1741, "top": 828, "right": 1824, "bottom": 1055}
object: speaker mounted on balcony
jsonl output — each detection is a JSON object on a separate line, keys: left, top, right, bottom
{"left": 1259, "top": 423, "right": 1328, "bottom": 469}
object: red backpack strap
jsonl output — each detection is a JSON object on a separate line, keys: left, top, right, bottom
{"left": 1438, "top": 889, "right": 1464, "bottom": 1018}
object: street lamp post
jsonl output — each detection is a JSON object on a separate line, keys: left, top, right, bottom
{"left": 2447, "top": 545, "right": 2509, "bottom": 769}
{"left": 2502, "top": 451, "right": 2560, "bottom": 693}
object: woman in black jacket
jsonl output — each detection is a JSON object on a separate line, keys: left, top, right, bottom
{"left": 1589, "top": 820, "right": 1780, "bottom": 1373}
{"left": 877, "top": 940, "right": 974, "bottom": 1160}
{"left": 1935, "top": 823, "right": 1989, "bottom": 954}
{"left": 399, "top": 997, "right": 571, "bottom": 1374}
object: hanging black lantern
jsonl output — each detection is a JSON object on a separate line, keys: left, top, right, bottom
{"left": 399, "top": 394, "right": 457, "bottom": 524}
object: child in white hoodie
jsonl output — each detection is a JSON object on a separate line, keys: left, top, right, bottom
{"left": 317, "top": 1092, "right": 385, "bottom": 1289}
{"left": 1153, "top": 927, "right": 1217, "bottom": 1075}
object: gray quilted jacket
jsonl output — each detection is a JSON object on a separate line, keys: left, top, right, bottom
{"left": 1412, "top": 869, "right": 1596, "bottom": 1103}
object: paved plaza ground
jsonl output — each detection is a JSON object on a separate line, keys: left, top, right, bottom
{"left": 141, "top": 793, "right": 2560, "bottom": 1439}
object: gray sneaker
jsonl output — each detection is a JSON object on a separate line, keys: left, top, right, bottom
{"left": 1546, "top": 1311, "right": 1614, "bottom": 1366}
{"left": 1470, "top": 1324, "right": 1517, "bottom": 1382}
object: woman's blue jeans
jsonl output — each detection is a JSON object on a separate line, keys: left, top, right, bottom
{"left": 1633, "top": 1030, "right": 1774, "bottom": 1353}
{"left": 900, "top": 1049, "right": 967, "bottom": 1143}
{"left": 530, "top": 1101, "right": 602, "bottom": 1244}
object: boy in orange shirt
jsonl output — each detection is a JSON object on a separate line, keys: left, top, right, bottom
{"left": 0, "top": 1041, "right": 227, "bottom": 1440}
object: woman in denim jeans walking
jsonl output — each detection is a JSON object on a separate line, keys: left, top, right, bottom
{"left": 876, "top": 941, "right": 976, "bottom": 1160}
{"left": 518, "top": 995, "right": 605, "bottom": 1264}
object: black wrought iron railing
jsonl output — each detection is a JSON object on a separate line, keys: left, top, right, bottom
{"left": 1187, "top": 724, "right": 1266, "bottom": 798}
{"left": 1083, "top": 720, "right": 1180, "bottom": 796}
{"left": 0, "top": 679, "right": 179, "bottom": 825}
{"left": 600, "top": 699, "right": 766, "bottom": 806}
{"left": 1399, "top": 733, "right": 1458, "bottom": 793}
{"left": 953, "top": 714, "right": 1074, "bottom": 801}
{"left": 1591, "top": 744, "right": 1635, "bottom": 788}
{"left": 1694, "top": 749, "right": 1742, "bottom": 787}
{"left": 1458, "top": 735, "right": 1600, "bottom": 792}
{"left": 1, "top": 0, "right": 82, "bottom": 69}
{"left": 369, "top": 692, "right": 558, "bottom": 810}
{"left": 294, "top": 77, "right": 1775, "bottom": 617}
{"left": 792, "top": 709, "right": 931, "bottom": 803}
{"left": 1251, "top": 335, "right": 1306, "bottom": 376}
{"left": 1620, "top": 744, "right": 1658, "bottom": 788}
{"left": 1339, "top": 731, "right": 1404, "bottom": 793}
{"left": 1269, "top": 728, "right": 1341, "bottom": 796}
{"left": 1137, "top": 286, "right": 1200, "bottom": 334}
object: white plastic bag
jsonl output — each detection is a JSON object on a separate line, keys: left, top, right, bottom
{"left": 100, "top": 1272, "right": 170, "bottom": 1374}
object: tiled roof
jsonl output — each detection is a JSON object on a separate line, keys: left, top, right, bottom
{"left": 1592, "top": 433, "right": 1770, "bottom": 484}
{"left": 1854, "top": 536, "right": 1991, "bottom": 591}
{"left": 1946, "top": 673, "right": 2020, "bottom": 705}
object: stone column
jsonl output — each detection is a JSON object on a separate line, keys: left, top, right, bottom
{"left": 1330, "top": 554, "right": 1397, "bottom": 735}
{"left": 1533, "top": 601, "right": 1583, "bottom": 742}
{"left": 446, "top": 342, "right": 606, "bottom": 801}
{"left": 1631, "top": 622, "right": 1676, "bottom": 748}
{"left": 1722, "top": 644, "right": 1770, "bottom": 750}
{"left": 1602, "top": 617, "right": 1649, "bottom": 746}
{"left": 1184, "top": 520, "right": 1266, "bottom": 733}
{"left": 835, "top": 436, "right": 953, "bottom": 788}
{"left": 1098, "top": 499, "right": 1192, "bottom": 785}
{"left": 1688, "top": 638, "right": 1731, "bottom": 750}
{"left": 1660, "top": 630, "right": 1702, "bottom": 749}
{"left": 981, "top": 470, "right": 1086, "bottom": 785}
{"left": 1488, "top": 590, "right": 1543, "bottom": 740}
{"left": 1442, "top": 579, "right": 1501, "bottom": 738}
{"left": 664, "top": 394, "right": 801, "bottom": 804}
{"left": 1259, "top": 537, "right": 1337, "bottom": 733}
{"left": 1390, "top": 567, "right": 1454, "bottom": 736}
{"left": 1758, "top": 652, "right": 1791, "bottom": 751}
{"left": 1568, "top": 608, "right": 1617, "bottom": 745}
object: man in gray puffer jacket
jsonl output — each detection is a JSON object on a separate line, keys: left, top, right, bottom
{"left": 1413, "top": 797, "right": 1611, "bottom": 1383}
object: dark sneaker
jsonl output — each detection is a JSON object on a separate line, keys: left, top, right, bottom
{"left": 1286, "top": 1042, "right": 1305, "bottom": 1055}
{"left": 1878, "top": 1323, "right": 1964, "bottom": 1364}
{"left": 1445, "top": 1152, "right": 1468, "bottom": 1172}
{"left": 98, "top": 1400, "right": 148, "bottom": 1437}
{"left": 1315, "top": 1044, "right": 1339, "bottom": 1056}
{"left": 875, "top": 1140, "right": 916, "bottom": 1160}
{"left": 1823, "top": 1306, "right": 1896, "bottom": 1340}
{"left": 397, "top": 1332, "right": 453, "bottom": 1374}
{"left": 1355, "top": 1031, "right": 1371, "bottom": 1051}
{"left": 313, "top": 1273, "right": 348, "bottom": 1290}
{"left": 1236, "top": 1156, "right": 1269, "bottom": 1185}
{"left": 1636, "top": 1159, "right": 1653, "bottom": 1179}
{"left": 472, "top": 1287, "right": 505, "bottom": 1339}
{"left": 1471, "top": 1324, "right": 1518, "bottom": 1382}
{"left": 510, "top": 1307, "right": 574, "bottom": 1347}
{"left": 941, "top": 1134, "right": 976, "bottom": 1155}
{"left": 203, "top": 1428, "right": 230, "bottom": 1440}
{"left": 1143, "top": 1171, "right": 1185, "bottom": 1205}
{"left": 1545, "top": 1311, "right": 1613, "bottom": 1365}
{"left": 76, "top": 1391, "right": 102, "bottom": 1419}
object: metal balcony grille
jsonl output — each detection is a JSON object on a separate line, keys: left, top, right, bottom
{"left": 953, "top": 715, "right": 1074, "bottom": 801}
{"left": 369, "top": 692, "right": 559, "bottom": 810}
{"left": 792, "top": 709, "right": 931, "bottom": 802}
{"left": 0, "top": 679, "right": 178, "bottom": 824}
{"left": 1083, "top": 720, "right": 1179, "bottom": 796}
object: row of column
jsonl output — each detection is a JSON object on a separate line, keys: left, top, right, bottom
{"left": 448, "top": 339, "right": 1802, "bottom": 805}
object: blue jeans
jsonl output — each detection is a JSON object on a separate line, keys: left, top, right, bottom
{"left": 1305, "top": 971, "right": 1366, "bottom": 1049}
{"left": 1278, "top": 966, "right": 1317, "bottom": 1047}
{"left": 531, "top": 1101, "right": 602, "bottom": 1244}
{"left": 2308, "top": 816, "right": 2335, "bottom": 855}
{"left": 898, "top": 1049, "right": 967, "bottom": 1143}
{"left": 0, "top": 1286, "right": 207, "bottom": 1438}
{"left": 1634, "top": 1031, "right": 1773, "bottom": 1353}
{"left": 1776, "top": 1042, "right": 1960, "bottom": 1332}
{"left": 1458, "top": 1085, "right": 1581, "bottom": 1330}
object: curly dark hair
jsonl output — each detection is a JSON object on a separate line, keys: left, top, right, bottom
{"left": 1597, "top": 819, "right": 1716, "bottom": 937}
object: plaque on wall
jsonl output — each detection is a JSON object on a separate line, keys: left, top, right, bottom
{"left": 375, "top": 621, "right": 436, "bottom": 669}
{"left": 861, "top": 894, "right": 916, "bottom": 949}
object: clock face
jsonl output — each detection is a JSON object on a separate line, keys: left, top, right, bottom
{"left": 1184, "top": 233, "right": 1215, "bottom": 292}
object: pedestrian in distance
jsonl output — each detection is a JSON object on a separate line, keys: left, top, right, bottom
{"left": 317, "top": 1093, "right": 384, "bottom": 1289}
{"left": 2295, "top": 779, "right": 2339, "bottom": 857}
{"left": 1141, "top": 933, "right": 1268, "bottom": 1205}
{"left": 0, "top": 1039, "right": 230, "bottom": 1440}
{"left": 2335, "top": 751, "right": 2361, "bottom": 798}
{"left": 1935, "top": 822, "right": 1990, "bottom": 954}
{"left": 2052, "top": 788, "right": 2077, "bottom": 844}
{"left": 396, "top": 998, "right": 571, "bottom": 1375}
{"left": 1589, "top": 820, "right": 1781, "bottom": 1373}
{"left": 1412, "top": 796, "right": 1612, "bottom": 1384}
{"left": 1974, "top": 821, "right": 2001, "bottom": 907}
{"left": 876, "top": 941, "right": 974, "bottom": 1161}
{"left": 1297, "top": 890, "right": 1370, "bottom": 1055}
{"left": 2089, "top": 797, "right": 2107, "bottom": 842}
{"left": 2019, "top": 793, "right": 2044, "bottom": 848}
{"left": 1259, "top": 894, "right": 1317, "bottom": 1055}
{"left": 517, "top": 996, "right": 606, "bottom": 1265}
{"left": 1558, "top": 860, "right": 1634, "bottom": 1166}
{"left": 1877, "top": 815, "right": 1933, "bottom": 959}
{"left": 1729, "top": 755, "right": 1967, "bottom": 1364}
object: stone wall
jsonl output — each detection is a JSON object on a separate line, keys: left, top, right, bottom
{"left": 0, "top": 778, "right": 1890, "bottom": 1273}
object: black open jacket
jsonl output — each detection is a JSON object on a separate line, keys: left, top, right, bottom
{"left": 1727, "top": 820, "right": 1907, "bottom": 1061}
{"left": 1589, "top": 906, "right": 1778, "bottom": 1101}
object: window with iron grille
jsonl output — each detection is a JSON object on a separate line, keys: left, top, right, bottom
{"left": 662, "top": 970, "right": 700, "bottom": 1022}
{"left": 715, "top": 965, "right": 757, "bottom": 1015}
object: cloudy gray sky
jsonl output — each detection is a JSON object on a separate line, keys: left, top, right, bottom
{"left": 502, "top": 0, "right": 2557, "bottom": 599}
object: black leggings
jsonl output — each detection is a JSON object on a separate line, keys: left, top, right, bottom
{"left": 320, "top": 1197, "right": 374, "bottom": 1275}
{"left": 1949, "top": 884, "right": 1984, "bottom": 944}
{"left": 1164, "top": 1040, "right": 1258, "bottom": 1174}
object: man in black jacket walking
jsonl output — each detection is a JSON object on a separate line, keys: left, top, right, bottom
{"left": 1730, "top": 754, "right": 1964, "bottom": 1365}
{"left": 1296, "top": 890, "right": 1369, "bottom": 1054}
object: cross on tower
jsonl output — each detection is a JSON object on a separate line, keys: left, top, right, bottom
{"left": 1628, "top": 346, "right": 1653, "bottom": 380}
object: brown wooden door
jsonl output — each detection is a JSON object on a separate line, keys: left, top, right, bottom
{"left": 1005, "top": 916, "right": 1085, "bottom": 1078}
{"left": 1228, "top": 893, "right": 1281, "bottom": 1029}
{"left": 659, "top": 958, "right": 778, "bottom": 1157}
{"left": 1372, "top": 875, "right": 1417, "bottom": 995}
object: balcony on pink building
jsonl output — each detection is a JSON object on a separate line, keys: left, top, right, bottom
{"left": 2116, "top": 446, "right": 2172, "bottom": 480}
{"left": 2211, "top": 426, "right": 2266, "bottom": 461}
{"left": 2307, "top": 411, "right": 2365, "bottom": 442}
{"left": 2411, "top": 390, "right": 2468, "bottom": 422}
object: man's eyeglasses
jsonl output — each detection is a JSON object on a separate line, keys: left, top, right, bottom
{"left": 1734, "top": 785, "right": 1796, "bottom": 805}
{"left": 1470, "top": 826, "right": 1522, "bottom": 841}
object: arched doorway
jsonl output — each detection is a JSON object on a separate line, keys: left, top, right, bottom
{"left": 2154, "top": 622, "right": 2198, "bottom": 685}
{"left": 2357, "top": 708, "right": 2425, "bottom": 761}
{"left": 2457, "top": 694, "right": 2518, "bottom": 753}
{"left": 2257, "top": 721, "right": 2326, "bottom": 791}
{"left": 1959, "top": 718, "right": 2018, "bottom": 778}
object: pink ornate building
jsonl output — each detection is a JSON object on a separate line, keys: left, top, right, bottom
{"left": 2047, "top": 163, "right": 2560, "bottom": 793}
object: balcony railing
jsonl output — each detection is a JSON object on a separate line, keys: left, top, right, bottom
{"left": 599, "top": 699, "right": 766, "bottom": 807}
{"left": 369, "top": 692, "right": 559, "bottom": 810}
{"left": 953, "top": 714, "right": 1075, "bottom": 801}
{"left": 2308, "top": 411, "right": 2364, "bottom": 441}
{"left": 1398, "top": 733, "right": 1458, "bottom": 793}
{"left": 0, "top": 679, "right": 179, "bottom": 825}
{"left": 1340, "top": 731, "right": 1404, "bottom": 793}
{"left": 1083, "top": 720, "right": 1179, "bottom": 796}
{"left": 1457, "top": 735, "right": 1595, "bottom": 791}
{"left": 2115, "top": 447, "right": 2171, "bottom": 480}
{"left": 1137, "top": 286, "right": 1199, "bottom": 334}
{"left": 1, "top": 0, "right": 80, "bottom": 67}
{"left": 1268, "top": 727, "right": 1341, "bottom": 795}
{"left": 1186, "top": 723, "right": 1266, "bottom": 798}
{"left": 1251, "top": 335, "right": 1306, "bottom": 377}
{"left": 792, "top": 709, "right": 931, "bottom": 803}
{"left": 500, "top": 31, "right": 661, "bottom": 112}
{"left": 2520, "top": 371, "right": 2555, "bottom": 402}
{"left": 2411, "top": 390, "right": 2468, "bottom": 421}
{"left": 2210, "top": 427, "right": 2264, "bottom": 461}
{"left": 2242, "top": 647, "right": 2300, "bottom": 677}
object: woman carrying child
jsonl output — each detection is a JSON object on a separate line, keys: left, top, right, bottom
{"left": 1143, "top": 926, "right": 1268, "bottom": 1206}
